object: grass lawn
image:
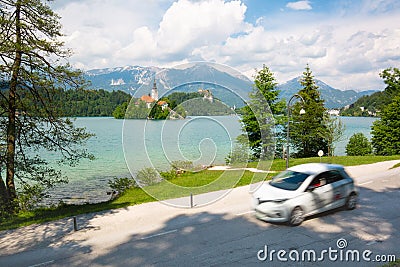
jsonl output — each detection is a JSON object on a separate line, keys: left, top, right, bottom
{"left": 1, "top": 155, "right": 399, "bottom": 231}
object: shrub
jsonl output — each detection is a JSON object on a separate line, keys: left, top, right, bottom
{"left": 136, "top": 167, "right": 162, "bottom": 186}
{"left": 225, "top": 143, "right": 250, "bottom": 165}
{"left": 18, "top": 183, "right": 46, "bottom": 211}
{"left": 159, "top": 169, "right": 177, "bottom": 180}
{"left": 345, "top": 133, "right": 372, "bottom": 156}
{"left": 108, "top": 177, "right": 138, "bottom": 194}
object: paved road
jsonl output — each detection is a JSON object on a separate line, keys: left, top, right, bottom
{"left": 1, "top": 161, "right": 399, "bottom": 266}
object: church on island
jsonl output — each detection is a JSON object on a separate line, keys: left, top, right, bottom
{"left": 139, "top": 79, "right": 168, "bottom": 110}
{"left": 138, "top": 79, "right": 214, "bottom": 111}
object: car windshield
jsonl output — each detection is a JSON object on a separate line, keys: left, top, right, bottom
{"left": 270, "top": 170, "right": 310, "bottom": 191}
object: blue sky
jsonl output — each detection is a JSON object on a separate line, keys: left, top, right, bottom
{"left": 52, "top": 0, "right": 400, "bottom": 91}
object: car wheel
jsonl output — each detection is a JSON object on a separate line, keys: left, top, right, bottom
{"left": 345, "top": 193, "right": 357, "bottom": 210}
{"left": 289, "top": 206, "right": 304, "bottom": 226}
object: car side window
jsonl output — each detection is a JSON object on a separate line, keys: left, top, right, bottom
{"left": 310, "top": 174, "right": 327, "bottom": 188}
{"left": 325, "top": 171, "right": 344, "bottom": 184}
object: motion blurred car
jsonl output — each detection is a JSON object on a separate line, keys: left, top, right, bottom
{"left": 252, "top": 163, "right": 358, "bottom": 226}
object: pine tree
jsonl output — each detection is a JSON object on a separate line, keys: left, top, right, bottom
{"left": 370, "top": 68, "right": 400, "bottom": 155}
{"left": 0, "top": 0, "right": 93, "bottom": 211}
{"left": 371, "top": 96, "right": 400, "bottom": 155}
{"left": 290, "top": 64, "right": 328, "bottom": 157}
{"left": 239, "top": 65, "right": 285, "bottom": 159}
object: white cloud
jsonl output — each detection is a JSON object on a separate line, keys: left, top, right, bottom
{"left": 54, "top": 0, "right": 400, "bottom": 91}
{"left": 155, "top": 0, "right": 249, "bottom": 58}
{"left": 286, "top": 1, "right": 312, "bottom": 11}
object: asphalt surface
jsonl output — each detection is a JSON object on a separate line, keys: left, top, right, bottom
{"left": 0, "top": 160, "right": 399, "bottom": 266}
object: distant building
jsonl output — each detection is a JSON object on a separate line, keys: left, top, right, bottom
{"left": 151, "top": 79, "right": 159, "bottom": 101}
{"left": 157, "top": 100, "right": 169, "bottom": 110}
{"left": 139, "top": 79, "right": 163, "bottom": 109}
{"left": 140, "top": 94, "right": 155, "bottom": 108}
{"left": 328, "top": 109, "right": 340, "bottom": 116}
{"left": 198, "top": 89, "right": 213, "bottom": 102}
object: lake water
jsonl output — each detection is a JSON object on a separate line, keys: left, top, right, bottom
{"left": 44, "top": 116, "right": 376, "bottom": 204}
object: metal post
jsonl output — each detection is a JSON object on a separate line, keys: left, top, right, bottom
{"left": 190, "top": 193, "right": 193, "bottom": 208}
{"left": 73, "top": 216, "right": 78, "bottom": 231}
{"left": 286, "top": 105, "right": 291, "bottom": 169}
{"left": 286, "top": 94, "right": 305, "bottom": 169}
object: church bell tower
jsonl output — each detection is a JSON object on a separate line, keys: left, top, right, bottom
{"left": 151, "top": 79, "right": 159, "bottom": 101}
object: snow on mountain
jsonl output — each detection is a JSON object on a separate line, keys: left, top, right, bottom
{"left": 84, "top": 65, "right": 377, "bottom": 109}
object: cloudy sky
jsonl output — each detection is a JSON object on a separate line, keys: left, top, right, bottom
{"left": 51, "top": 0, "right": 400, "bottom": 91}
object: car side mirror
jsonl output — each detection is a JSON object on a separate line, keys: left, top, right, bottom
{"left": 307, "top": 185, "right": 316, "bottom": 192}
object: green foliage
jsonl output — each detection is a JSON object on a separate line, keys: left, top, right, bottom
{"left": 371, "top": 96, "right": 400, "bottom": 155}
{"left": 346, "top": 133, "right": 372, "bottom": 156}
{"left": 167, "top": 92, "right": 203, "bottom": 107}
{"left": 341, "top": 68, "right": 400, "bottom": 117}
{"left": 149, "top": 102, "right": 171, "bottom": 119}
{"left": 238, "top": 65, "right": 285, "bottom": 159}
{"left": 321, "top": 115, "right": 345, "bottom": 156}
{"left": 0, "top": 0, "right": 94, "bottom": 211}
{"left": 112, "top": 102, "right": 128, "bottom": 119}
{"left": 340, "top": 91, "right": 391, "bottom": 117}
{"left": 225, "top": 141, "right": 251, "bottom": 165}
{"left": 158, "top": 169, "right": 178, "bottom": 180}
{"left": 57, "top": 89, "right": 131, "bottom": 117}
{"left": 108, "top": 177, "right": 138, "bottom": 194}
{"left": 180, "top": 98, "right": 233, "bottom": 116}
{"left": 380, "top": 67, "right": 400, "bottom": 96}
{"left": 136, "top": 167, "right": 162, "bottom": 186}
{"left": 290, "top": 65, "right": 328, "bottom": 158}
{"left": 124, "top": 100, "right": 151, "bottom": 119}
{"left": 17, "top": 184, "right": 45, "bottom": 211}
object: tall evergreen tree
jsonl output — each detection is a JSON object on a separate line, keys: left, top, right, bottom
{"left": 371, "top": 95, "right": 400, "bottom": 155}
{"left": 0, "top": 0, "right": 93, "bottom": 211}
{"left": 371, "top": 67, "right": 400, "bottom": 155}
{"left": 239, "top": 65, "right": 285, "bottom": 159}
{"left": 290, "top": 64, "right": 328, "bottom": 157}
{"left": 379, "top": 67, "right": 400, "bottom": 96}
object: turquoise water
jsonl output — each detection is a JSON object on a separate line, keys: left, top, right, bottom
{"left": 44, "top": 116, "right": 376, "bottom": 204}
{"left": 335, "top": 116, "right": 377, "bottom": 156}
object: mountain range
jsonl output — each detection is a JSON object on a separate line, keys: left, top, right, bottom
{"left": 277, "top": 78, "right": 377, "bottom": 109}
{"left": 85, "top": 64, "right": 378, "bottom": 109}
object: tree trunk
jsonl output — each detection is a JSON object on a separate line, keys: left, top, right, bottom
{"left": 6, "top": 1, "right": 22, "bottom": 207}
{"left": 0, "top": 171, "right": 8, "bottom": 205}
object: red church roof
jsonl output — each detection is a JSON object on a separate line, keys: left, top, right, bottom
{"left": 140, "top": 95, "right": 155, "bottom": 103}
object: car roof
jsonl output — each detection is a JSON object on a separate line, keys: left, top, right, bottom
{"left": 288, "top": 163, "right": 344, "bottom": 175}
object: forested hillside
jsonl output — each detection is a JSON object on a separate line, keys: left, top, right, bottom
{"left": 0, "top": 86, "right": 132, "bottom": 117}
{"left": 57, "top": 89, "right": 131, "bottom": 117}
{"left": 340, "top": 90, "right": 391, "bottom": 116}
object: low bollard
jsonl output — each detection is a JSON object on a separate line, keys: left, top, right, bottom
{"left": 73, "top": 216, "right": 78, "bottom": 231}
{"left": 190, "top": 193, "right": 193, "bottom": 208}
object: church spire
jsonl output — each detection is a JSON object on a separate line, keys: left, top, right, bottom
{"left": 151, "top": 78, "right": 158, "bottom": 101}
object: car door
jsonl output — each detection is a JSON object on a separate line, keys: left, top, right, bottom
{"left": 307, "top": 172, "right": 334, "bottom": 210}
{"left": 327, "top": 171, "right": 347, "bottom": 207}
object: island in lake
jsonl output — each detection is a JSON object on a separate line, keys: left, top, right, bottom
{"left": 113, "top": 80, "right": 236, "bottom": 120}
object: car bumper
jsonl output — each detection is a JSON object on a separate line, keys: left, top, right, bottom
{"left": 254, "top": 203, "right": 290, "bottom": 223}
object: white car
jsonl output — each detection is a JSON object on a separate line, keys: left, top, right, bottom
{"left": 252, "top": 163, "right": 358, "bottom": 226}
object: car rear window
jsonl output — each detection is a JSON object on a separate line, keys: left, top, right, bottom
{"left": 270, "top": 170, "right": 310, "bottom": 191}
